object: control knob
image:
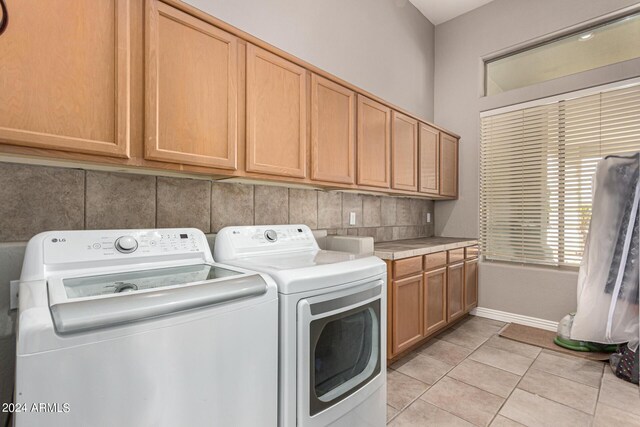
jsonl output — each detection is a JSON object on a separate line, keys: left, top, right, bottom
{"left": 115, "top": 236, "right": 138, "bottom": 253}
{"left": 264, "top": 229, "right": 278, "bottom": 242}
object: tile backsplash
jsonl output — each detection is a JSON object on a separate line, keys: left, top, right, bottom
{"left": 0, "top": 161, "right": 435, "bottom": 243}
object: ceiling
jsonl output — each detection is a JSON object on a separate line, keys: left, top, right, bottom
{"left": 408, "top": 0, "right": 495, "bottom": 25}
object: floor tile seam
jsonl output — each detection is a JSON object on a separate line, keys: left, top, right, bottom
{"left": 511, "top": 373, "right": 600, "bottom": 418}
{"left": 524, "top": 366, "right": 601, "bottom": 391}
{"left": 528, "top": 361, "right": 604, "bottom": 389}
{"left": 466, "top": 352, "right": 533, "bottom": 377}
{"left": 481, "top": 340, "right": 542, "bottom": 360}
{"left": 442, "top": 371, "right": 512, "bottom": 401}
{"left": 487, "top": 353, "right": 535, "bottom": 426}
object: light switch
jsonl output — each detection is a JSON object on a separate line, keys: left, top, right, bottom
{"left": 427, "top": 213, "right": 431, "bottom": 223}
{"left": 349, "top": 212, "right": 356, "bottom": 226}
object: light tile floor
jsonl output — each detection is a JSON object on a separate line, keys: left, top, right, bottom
{"left": 386, "top": 316, "right": 640, "bottom": 426}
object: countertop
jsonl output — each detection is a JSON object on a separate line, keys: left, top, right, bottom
{"left": 374, "top": 237, "right": 478, "bottom": 260}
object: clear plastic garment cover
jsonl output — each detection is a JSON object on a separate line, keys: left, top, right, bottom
{"left": 571, "top": 153, "right": 640, "bottom": 349}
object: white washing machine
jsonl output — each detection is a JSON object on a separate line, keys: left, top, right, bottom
{"left": 15, "top": 228, "right": 278, "bottom": 427}
{"left": 214, "top": 225, "right": 387, "bottom": 427}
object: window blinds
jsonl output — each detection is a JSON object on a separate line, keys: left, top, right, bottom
{"left": 480, "top": 83, "right": 640, "bottom": 267}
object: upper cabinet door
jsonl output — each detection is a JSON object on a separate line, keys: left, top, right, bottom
{"left": 246, "top": 44, "right": 307, "bottom": 178}
{"left": 440, "top": 133, "right": 459, "bottom": 198}
{"left": 419, "top": 123, "right": 440, "bottom": 195}
{"left": 357, "top": 96, "right": 391, "bottom": 188}
{"left": 391, "top": 112, "right": 418, "bottom": 192}
{"left": 0, "top": 0, "right": 130, "bottom": 158}
{"left": 310, "top": 74, "right": 356, "bottom": 184}
{"left": 145, "top": 1, "right": 238, "bottom": 169}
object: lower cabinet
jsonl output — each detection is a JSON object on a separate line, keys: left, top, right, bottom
{"left": 447, "top": 262, "right": 465, "bottom": 323}
{"left": 387, "top": 246, "right": 479, "bottom": 361}
{"left": 424, "top": 267, "right": 447, "bottom": 336}
{"left": 464, "top": 258, "right": 479, "bottom": 311}
{"left": 391, "top": 274, "right": 424, "bottom": 355}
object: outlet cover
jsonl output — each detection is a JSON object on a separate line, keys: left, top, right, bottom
{"left": 10, "top": 280, "right": 19, "bottom": 311}
{"left": 427, "top": 213, "right": 431, "bottom": 223}
{"left": 349, "top": 212, "right": 356, "bottom": 226}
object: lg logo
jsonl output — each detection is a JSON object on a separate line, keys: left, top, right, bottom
{"left": 51, "top": 238, "right": 67, "bottom": 243}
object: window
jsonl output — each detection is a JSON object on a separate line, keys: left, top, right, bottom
{"left": 480, "top": 81, "right": 640, "bottom": 267}
{"left": 485, "top": 12, "right": 640, "bottom": 95}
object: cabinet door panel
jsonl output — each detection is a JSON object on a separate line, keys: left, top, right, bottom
{"left": 440, "top": 133, "right": 458, "bottom": 197}
{"left": 392, "top": 275, "right": 424, "bottom": 355}
{"left": 419, "top": 123, "right": 439, "bottom": 194}
{"left": 447, "top": 262, "right": 465, "bottom": 322}
{"left": 424, "top": 268, "right": 447, "bottom": 336}
{"left": 0, "top": 0, "right": 130, "bottom": 157}
{"left": 391, "top": 112, "right": 418, "bottom": 191}
{"left": 145, "top": 1, "right": 237, "bottom": 169}
{"left": 246, "top": 44, "right": 307, "bottom": 178}
{"left": 464, "top": 258, "right": 479, "bottom": 312}
{"left": 357, "top": 96, "right": 391, "bottom": 188}
{"left": 311, "top": 74, "right": 355, "bottom": 184}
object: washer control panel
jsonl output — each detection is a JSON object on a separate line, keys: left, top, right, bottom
{"left": 43, "top": 229, "right": 208, "bottom": 265}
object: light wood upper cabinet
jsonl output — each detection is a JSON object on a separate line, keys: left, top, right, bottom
{"left": 440, "top": 133, "right": 459, "bottom": 197}
{"left": 246, "top": 44, "right": 307, "bottom": 178}
{"left": 419, "top": 123, "right": 440, "bottom": 195}
{"left": 145, "top": 1, "right": 238, "bottom": 169}
{"left": 391, "top": 112, "right": 418, "bottom": 192}
{"left": 357, "top": 96, "right": 391, "bottom": 188}
{"left": 310, "top": 74, "right": 355, "bottom": 184}
{"left": 391, "top": 274, "right": 424, "bottom": 355}
{"left": 0, "top": 0, "right": 130, "bottom": 158}
{"left": 447, "top": 262, "right": 465, "bottom": 322}
{"left": 464, "top": 258, "right": 479, "bottom": 312}
{"left": 424, "top": 267, "right": 447, "bottom": 336}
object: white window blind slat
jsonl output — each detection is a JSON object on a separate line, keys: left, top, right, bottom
{"left": 480, "top": 83, "right": 640, "bottom": 267}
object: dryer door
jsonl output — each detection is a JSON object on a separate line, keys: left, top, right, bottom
{"left": 297, "top": 279, "right": 384, "bottom": 426}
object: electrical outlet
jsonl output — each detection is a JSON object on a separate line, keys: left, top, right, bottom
{"left": 427, "top": 212, "right": 431, "bottom": 223}
{"left": 349, "top": 212, "right": 356, "bottom": 226}
{"left": 10, "top": 280, "right": 19, "bottom": 311}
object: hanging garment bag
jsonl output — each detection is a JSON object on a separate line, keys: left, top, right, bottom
{"left": 571, "top": 153, "right": 639, "bottom": 348}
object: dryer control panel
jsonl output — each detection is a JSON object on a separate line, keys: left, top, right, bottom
{"left": 214, "top": 225, "right": 319, "bottom": 259}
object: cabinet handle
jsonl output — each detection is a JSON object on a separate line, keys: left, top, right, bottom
{"left": 0, "top": 0, "right": 7, "bottom": 36}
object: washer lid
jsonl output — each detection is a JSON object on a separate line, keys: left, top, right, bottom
{"left": 47, "top": 264, "right": 268, "bottom": 334}
{"left": 60, "top": 264, "right": 241, "bottom": 299}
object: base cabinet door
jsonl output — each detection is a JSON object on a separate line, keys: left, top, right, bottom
{"left": 424, "top": 267, "right": 447, "bottom": 336}
{"left": 391, "top": 275, "right": 424, "bottom": 355}
{"left": 246, "top": 44, "right": 307, "bottom": 178}
{"left": 0, "top": 0, "right": 131, "bottom": 158}
{"left": 145, "top": 1, "right": 238, "bottom": 169}
{"left": 447, "top": 262, "right": 465, "bottom": 322}
{"left": 464, "top": 258, "right": 479, "bottom": 312}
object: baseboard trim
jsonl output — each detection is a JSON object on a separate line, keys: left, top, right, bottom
{"left": 471, "top": 307, "right": 559, "bottom": 332}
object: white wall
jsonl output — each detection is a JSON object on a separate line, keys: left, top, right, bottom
{"left": 185, "top": 0, "right": 436, "bottom": 120}
{"left": 433, "top": 0, "right": 640, "bottom": 321}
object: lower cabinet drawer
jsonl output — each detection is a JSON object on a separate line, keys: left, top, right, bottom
{"left": 424, "top": 251, "right": 447, "bottom": 271}
{"left": 448, "top": 248, "right": 465, "bottom": 264}
{"left": 393, "top": 256, "right": 423, "bottom": 279}
{"left": 465, "top": 245, "right": 479, "bottom": 259}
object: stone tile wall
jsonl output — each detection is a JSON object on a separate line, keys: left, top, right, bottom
{"left": 0, "top": 162, "right": 435, "bottom": 243}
